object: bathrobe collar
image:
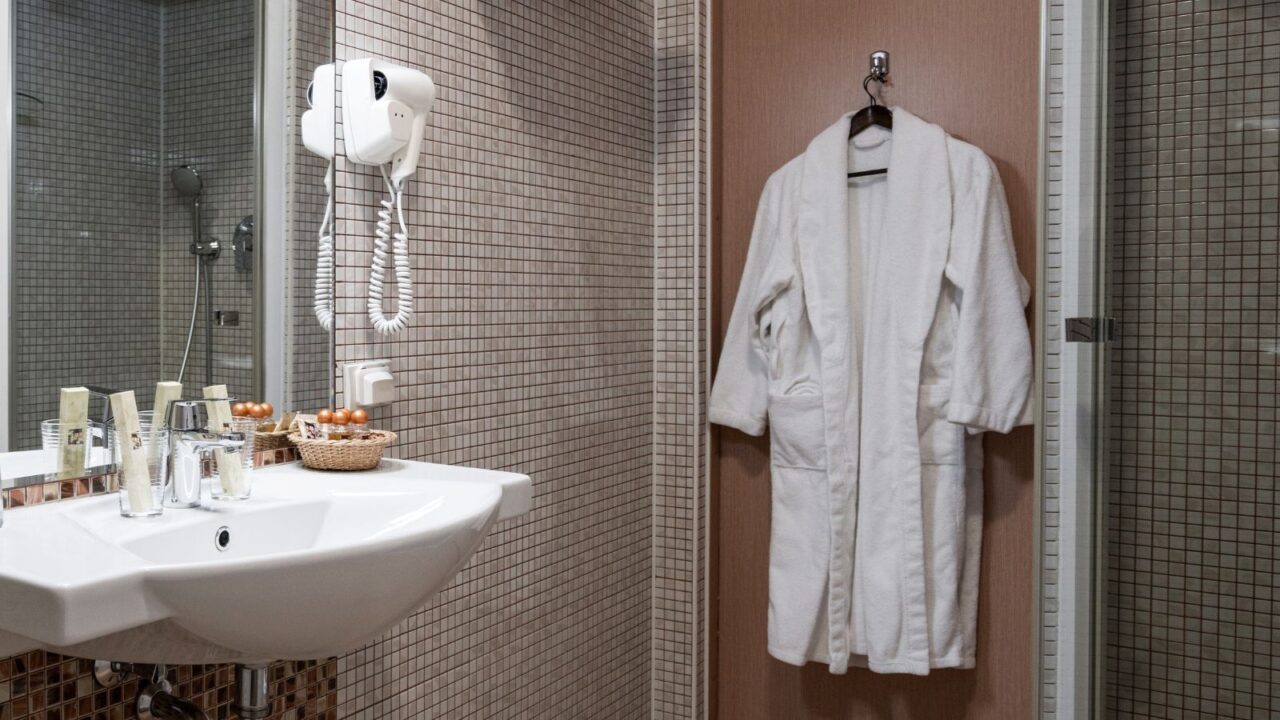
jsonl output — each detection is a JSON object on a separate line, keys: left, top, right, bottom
{"left": 795, "top": 107, "right": 952, "bottom": 673}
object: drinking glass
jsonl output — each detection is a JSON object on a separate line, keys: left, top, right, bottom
{"left": 40, "top": 419, "right": 112, "bottom": 474}
{"left": 115, "top": 427, "right": 167, "bottom": 518}
{"left": 210, "top": 417, "right": 255, "bottom": 501}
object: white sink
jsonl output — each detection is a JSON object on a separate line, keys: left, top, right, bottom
{"left": 0, "top": 459, "right": 531, "bottom": 664}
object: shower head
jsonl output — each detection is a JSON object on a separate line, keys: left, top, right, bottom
{"left": 173, "top": 165, "right": 214, "bottom": 259}
{"left": 171, "top": 165, "right": 203, "bottom": 199}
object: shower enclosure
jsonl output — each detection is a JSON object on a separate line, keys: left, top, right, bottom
{"left": 7, "top": 0, "right": 258, "bottom": 449}
{"left": 1039, "top": 1, "right": 1279, "bottom": 717}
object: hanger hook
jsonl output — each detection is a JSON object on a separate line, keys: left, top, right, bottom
{"left": 863, "top": 73, "right": 883, "bottom": 107}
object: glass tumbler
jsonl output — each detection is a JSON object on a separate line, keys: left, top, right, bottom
{"left": 41, "top": 419, "right": 112, "bottom": 475}
{"left": 111, "top": 411, "right": 167, "bottom": 466}
{"left": 210, "top": 417, "right": 256, "bottom": 501}
{"left": 115, "top": 427, "right": 167, "bottom": 518}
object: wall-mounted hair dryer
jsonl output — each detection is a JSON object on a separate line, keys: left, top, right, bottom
{"left": 342, "top": 59, "right": 436, "bottom": 186}
{"left": 340, "top": 58, "right": 436, "bottom": 335}
{"left": 301, "top": 64, "right": 336, "bottom": 163}
{"left": 300, "top": 63, "right": 337, "bottom": 331}
{"left": 299, "top": 58, "right": 436, "bottom": 336}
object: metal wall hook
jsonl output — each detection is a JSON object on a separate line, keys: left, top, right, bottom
{"left": 869, "top": 50, "right": 889, "bottom": 80}
{"left": 862, "top": 50, "right": 890, "bottom": 106}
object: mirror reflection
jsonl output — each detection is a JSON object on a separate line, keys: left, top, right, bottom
{"left": 3, "top": 0, "right": 335, "bottom": 484}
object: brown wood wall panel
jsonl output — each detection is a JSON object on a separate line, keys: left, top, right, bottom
{"left": 711, "top": 1, "right": 1041, "bottom": 718}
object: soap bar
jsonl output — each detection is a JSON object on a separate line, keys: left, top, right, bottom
{"left": 57, "top": 387, "right": 91, "bottom": 478}
{"left": 150, "top": 381, "right": 183, "bottom": 465}
{"left": 203, "top": 385, "right": 244, "bottom": 496}
{"left": 109, "top": 391, "right": 154, "bottom": 514}
{"left": 216, "top": 447, "right": 246, "bottom": 497}
{"left": 202, "top": 384, "right": 233, "bottom": 431}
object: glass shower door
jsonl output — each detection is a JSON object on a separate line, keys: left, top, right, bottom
{"left": 1099, "top": 1, "right": 1278, "bottom": 718}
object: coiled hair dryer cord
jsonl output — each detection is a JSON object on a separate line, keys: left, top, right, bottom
{"left": 313, "top": 163, "right": 335, "bottom": 331}
{"left": 367, "top": 165, "right": 414, "bottom": 335}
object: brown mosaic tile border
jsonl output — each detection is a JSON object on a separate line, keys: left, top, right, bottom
{"left": 2, "top": 448, "right": 301, "bottom": 512}
{"left": 0, "top": 651, "right": 336, "bottom": 720}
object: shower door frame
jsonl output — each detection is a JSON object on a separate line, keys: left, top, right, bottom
{"left": 0, "top": 0, "right": 11, "bottom": 450}
{"left": 1033, "top": 0, "right": 1111, "bottom": 716}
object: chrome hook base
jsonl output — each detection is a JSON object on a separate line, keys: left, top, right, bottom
{"left": 862, "top": 50, "right": 891, "bottom": 106}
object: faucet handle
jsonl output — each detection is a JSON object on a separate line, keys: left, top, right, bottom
{"left": 164, "top": 396, "right": 244, "bottom": 432}
{"left": 165, "top": 399, "right": 210, "bottom": 433}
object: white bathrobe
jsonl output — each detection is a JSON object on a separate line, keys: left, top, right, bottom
{"left": 710, "top": 108, "right": 1032, "bottom": 675}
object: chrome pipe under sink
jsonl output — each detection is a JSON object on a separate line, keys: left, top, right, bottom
{"left": 140, "top": 682, "right": 210, "bottom": 720}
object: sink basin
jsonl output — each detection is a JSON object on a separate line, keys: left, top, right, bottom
{"left": 0, "top": 459, "right": 531, "bottom": 664}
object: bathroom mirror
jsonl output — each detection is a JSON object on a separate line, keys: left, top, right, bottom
{"left": 0, "top": 0, "right": 336, "bottom": 474}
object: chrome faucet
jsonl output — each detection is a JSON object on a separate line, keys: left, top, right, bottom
{"left": 163, "top": 400, "right": 246, "bottom": 508}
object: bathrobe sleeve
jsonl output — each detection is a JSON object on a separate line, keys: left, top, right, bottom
{"left": 709, "top": 171, "right": 792, "bottom": 436}
{"left": 944, "top": 151, "right": 1033, "bottom": 434}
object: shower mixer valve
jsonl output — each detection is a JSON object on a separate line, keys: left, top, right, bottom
{"left": 233, "top": 215, "right": 254, "bottom": 272}
{"left": 191, "top": 236, "right": 219, "bottom": 259}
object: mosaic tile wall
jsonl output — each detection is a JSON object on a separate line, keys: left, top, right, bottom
{"left": 10, "top": 0, "right": 163, "bottom": 449}
{"left": 654, "top": 0, "right": 709, "bottom": 717}
{"left": 159, "top": 0, "right": 258, "bottom": 398}
{"left": 1105, "top": 1, "right": 1280, "bottom": 718}
{"left": 331, "top": 1, "right": 659, "bottom": 717}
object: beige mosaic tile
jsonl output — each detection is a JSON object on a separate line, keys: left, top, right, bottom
{"left": 654, "top": 0, "right": 709, "bottom": 717}
{"left": 331, "top": 0, "right": 663, "bottom": 717}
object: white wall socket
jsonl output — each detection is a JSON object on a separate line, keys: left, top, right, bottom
{"left": 342, "top": 360, "right": 396, "bottom": 410}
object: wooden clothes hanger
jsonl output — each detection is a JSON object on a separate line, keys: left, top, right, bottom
{"left": 848, "top": 50, "right": 892, "bottom": 179}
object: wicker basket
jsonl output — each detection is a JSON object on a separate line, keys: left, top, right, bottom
{"left": 288, "top": 430, "right": 397, "bottom": 471}
{"left": 254, "top": 429, "right": 294, "bottom": 452}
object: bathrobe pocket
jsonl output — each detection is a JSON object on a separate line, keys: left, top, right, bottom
{"left": 767, "top": 393, "right": 827, "bottom": 469}
{"left": 917, "top": 385, "right": 964, "bottom": 465}
{"left": 765, "top": 392, "right": 830, "bottom": 664}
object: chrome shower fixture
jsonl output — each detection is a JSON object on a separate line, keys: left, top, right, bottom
{"left": 171, "top": 165, "right": 218, "bottom": 259}
{"left": 171, "top": 164, "right": 217, "bottom": 387}
{"left": 233, "top": 215, "right": 254, "bottom": 272}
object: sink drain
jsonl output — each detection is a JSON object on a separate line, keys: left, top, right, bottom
{"left": 214, "top": 526, "right": 231, "bottom": 552}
